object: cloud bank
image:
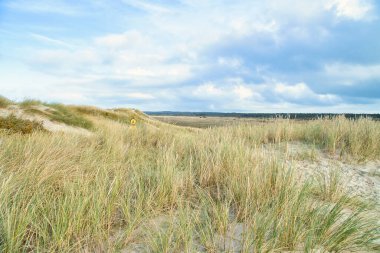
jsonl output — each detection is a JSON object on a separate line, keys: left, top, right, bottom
{"left": 0, "top": 0, "right": 379, "bottom": 112}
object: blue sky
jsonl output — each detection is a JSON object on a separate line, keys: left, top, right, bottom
{"left": 1, "top": 0, "right": 380, "bottom": 112}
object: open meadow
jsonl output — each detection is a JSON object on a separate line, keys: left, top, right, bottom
{"left": 0, "top": 97, "right": 379, "bottom": 252}
{"left": 151, "top": 116, "right": 267, "bottom": 128}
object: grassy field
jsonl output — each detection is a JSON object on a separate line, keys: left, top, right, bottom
{"left": 0, "top": 100, "right": 380, "bottom": 252}
{"left": 152, "top": 115, "right": 267, "bottom": 128}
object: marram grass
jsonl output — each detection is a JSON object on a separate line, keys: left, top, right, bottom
{"left": 0, "top": 113, "right": 379, "bottom": 252}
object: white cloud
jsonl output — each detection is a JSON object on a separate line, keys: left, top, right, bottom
{"left": 25, "top": 0, "right": 377, "bottom": 90}
{"left": 233, "top": 85, "right": 254, "bottom": 100}
{"left": 122, "top": 64, "right": 192, "bottom": 85}
{"left": 192, "top": 78, "right": 261, "bottom": 102}
{"left": 193, "top": 83, "right": 224, "bottom": 98}
{"left": 126, "top": 92, "right": 155, "bottom": 100}
{"left": 122, "top": 0, "right": 172, "bottom": 14}
{"left": 324, "top": 63, "right": 380, "bottom": 85}
{"left": 274, "top": 82, "right": 340, "bottom": 104}
{"left": 325, "top": 0, "right": 374, "bottom": 20}
{"left": 6, "top": 0, "right": 81, "bottom": 15}
{"left": 95, "top": 31, "right": 148, "bottom": 48}
{"left": 218, "top": 57, "right": 243, "bottom": 68}
{"left": 48, "top": 92, "right": 89, "bottom": 102}
{"left": 275, "top": 83, "right": 310, "bottom": 99}
{"left": 31, "top": 49, "right": 101, "bottom": 77}
{"left": 30, "top": 33, "right": 74, "bottom": 48}
{"left": 226, "top": 18, "right": 278, "bottom": 37}
{"left": 189, "top": 79, "right": 342, "bottom": 112}
{"left": 3, "top": 0, "right": 379, "bottom": 112}
{"left": 31, "top": 29, "right": 193, "bottom": 86}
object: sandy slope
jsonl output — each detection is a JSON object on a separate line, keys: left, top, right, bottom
{"left": 0, "top": 105, "right": 92, "bottom": 136}
{"left": 282, "top": 142, "right": 380, "bottom": 205}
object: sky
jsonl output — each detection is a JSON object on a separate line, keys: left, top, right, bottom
{"left": 1, "top": 0, "right": 380, "bottom": 112}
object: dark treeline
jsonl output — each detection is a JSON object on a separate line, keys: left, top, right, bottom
{"left": 145, "top": 111, "right": 380, "bottom": 120}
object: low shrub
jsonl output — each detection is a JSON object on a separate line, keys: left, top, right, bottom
{"left": 0, "top": 96, "right": 14, "bottom": 108}
{"left": 0, "top": 115, "right": 45, "bottom": 134}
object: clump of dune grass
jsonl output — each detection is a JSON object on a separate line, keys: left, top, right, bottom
{"left": 0, "top": 96, "right": 14, "bottom": 108}
{"left": 312, "top": 169, "right": 345, "bottom": 203}
{"left": 72, "top": 106, "right": 150, "bottom": 128}
{"left": 46, "top": 103, "right": 93, "bottom": 129}
{"left": 7, "top": 98, "right": 93, "bottom": 130}
{"left": 219, "top": 116, "right": 380, "bottom": 160}
{"left": 71, "top": 106, "right": 136, "bottom": 125}
{"left": 299, "top": 116, "right": 380, "bottom": 160}
{"left": 0, "top": 114, "right": 45, "bottom": 134}
{"left": 19, "top": 99, "right": 43, "bottom": 108}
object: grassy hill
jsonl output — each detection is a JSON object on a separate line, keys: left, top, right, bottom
{"left": 0, "top": 96, "right": 379, "bottom": 252}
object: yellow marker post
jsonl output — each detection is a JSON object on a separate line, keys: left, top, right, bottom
{"left": 130, "top": 118, "right": 137, "bottom": 127}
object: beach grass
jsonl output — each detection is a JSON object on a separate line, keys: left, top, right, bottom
{"left": 0, "top": 106, "right": 379, "bottom": 252}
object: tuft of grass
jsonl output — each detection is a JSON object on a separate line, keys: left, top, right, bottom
{"left": 0, "top": 114, "right": 45, "bottom": 134}
{"left": 0, "top": 96, "right": 14, "bottom": 108}
{"left": 19, "top": 99, "right": 43, "bottom": 108}
{"left": 12, "top": 99, "right": 94, "bottom": 130}
{"left": 73, "top": 106, "right": 145, "bottom": 126}
{"left": 312, "top": 169, "right": 345, "bottom": 203}
{"left": 298, "top": 116, "right": 380, "bottom": 160}
{"left": 291, "top": 148, "right": 317, "bottom": 161}
{"left": 304, "top": 198, "right": 380, "bottom": 252}
{"left": 72, "top": 106, "right": 129, "bottom": 122}
{"left": 46, "top": 104, "right": 93, "bottom": 129}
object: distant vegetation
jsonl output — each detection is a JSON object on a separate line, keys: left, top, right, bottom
{"left": 147, "top": 111, "right": 380, "bottom": 120}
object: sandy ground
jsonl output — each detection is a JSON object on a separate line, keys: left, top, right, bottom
{"left": 281, "top": 142, "right": 380, "bottom": 205}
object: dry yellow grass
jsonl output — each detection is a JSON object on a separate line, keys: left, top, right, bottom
{"left": 0, "top": 115, "right": 45, "bottom": 134}
{"left": 0, "top": 105, "right": 379, "bottom": 252}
